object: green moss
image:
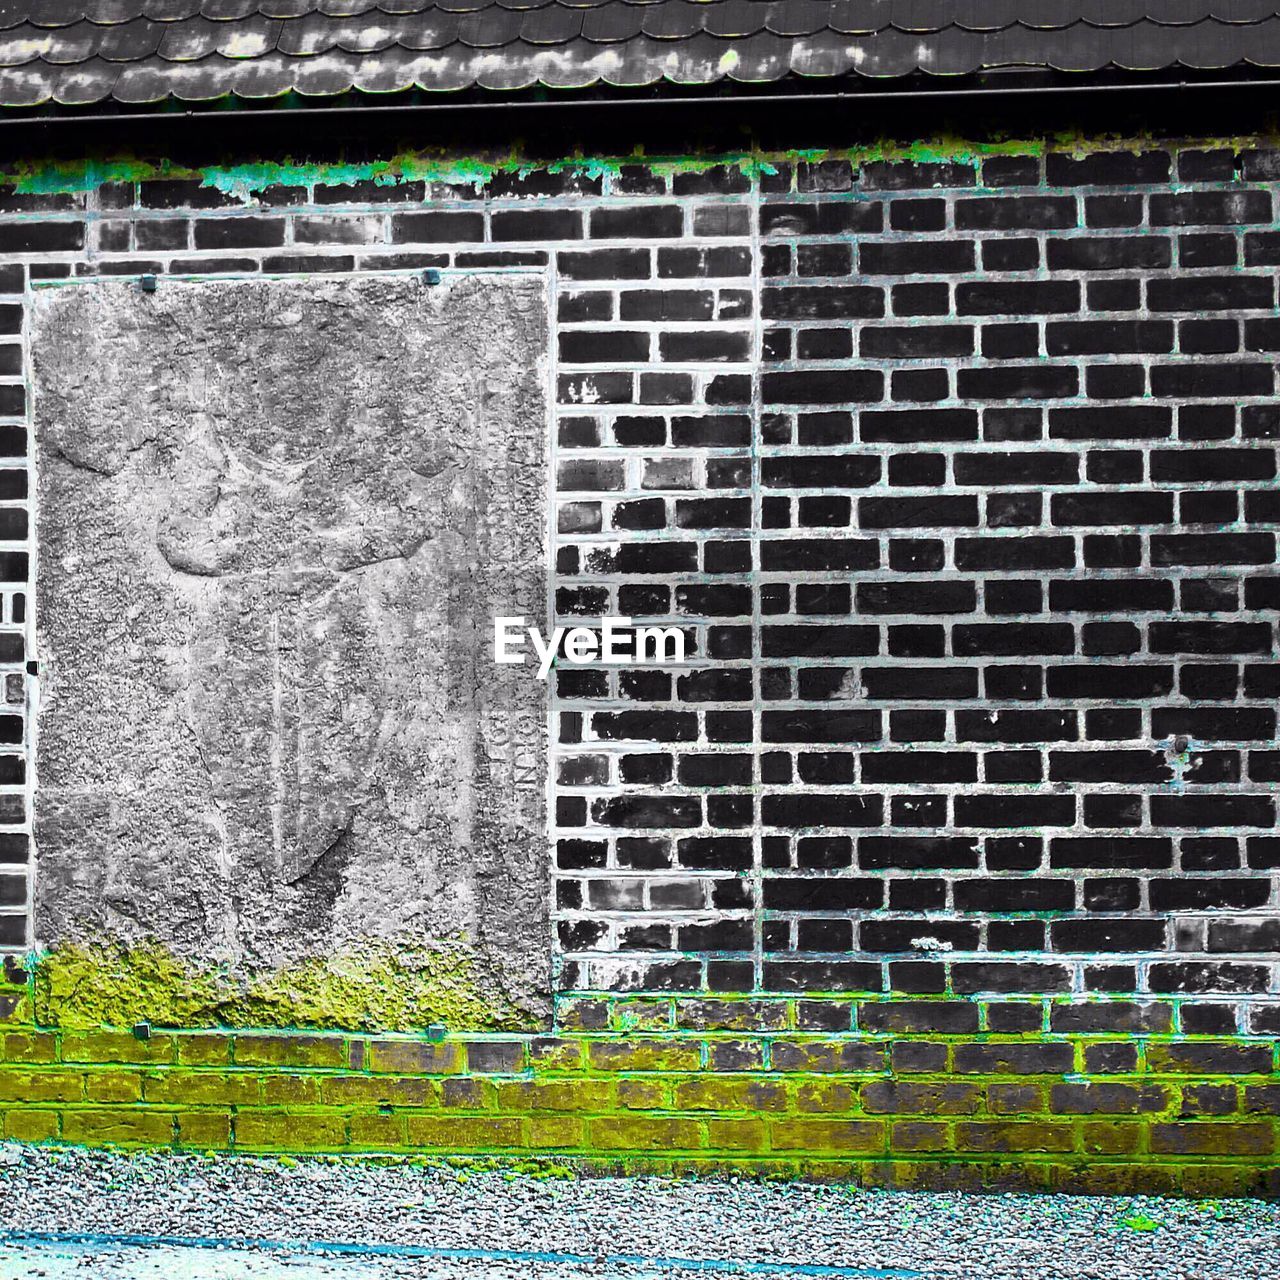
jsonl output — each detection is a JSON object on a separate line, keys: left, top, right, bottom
{"left": 1, "top": 1020, "right": 1275, "bottom": 1190}
{"left": 1119, "top": 1213, "right": 1164, "bottom": 1232}
{"left": 447, "top": 1155, "right": 577, "bottom": 1180}
{"left": 199, "top": 152, "right": 507, "bottom": 198}
{"left": 31, "top": 939, "right": 538, "bottom": 1034}
{"left": 842, "top": 136, "right": 1044, "bottom": 167}
{"left": 7, "top": 157, "right": 171, "bottom": 194}
{"left": 4, "top": 133, "right": 1274, "bottom": 198}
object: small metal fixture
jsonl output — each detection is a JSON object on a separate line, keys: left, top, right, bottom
{"left": 24, "top": 660, "right": 36, "bottom": 677}
{"left": 139, "top": 274, "right": 157, "bottom": 293}
{"left": 426, "top": 1022, "right": 447, "bottom": 1042}
{"left": 131, "top": 1021, "right": 152, "bottom": 1041}
{"left": 423, "top": 267, "right": 442, "bottom": 286}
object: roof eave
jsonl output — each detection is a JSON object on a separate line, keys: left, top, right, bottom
{"left": 4, "top": 64, "right": 1280, "bottom": 128}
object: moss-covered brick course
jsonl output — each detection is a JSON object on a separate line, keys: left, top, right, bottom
{"left": 1, "top": 990, "right": 1276, "bottom": 1195}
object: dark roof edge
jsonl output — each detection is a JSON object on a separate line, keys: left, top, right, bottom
{"left": 4, "top": 65, "right": 1280, "bottom": 131}
{"left": 2, "top": 71, "right": 1277, "bottom": 169}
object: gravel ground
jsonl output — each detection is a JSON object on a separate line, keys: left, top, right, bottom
{"left": 0, "top": 1146, "right": 1276, "bottom": 1280}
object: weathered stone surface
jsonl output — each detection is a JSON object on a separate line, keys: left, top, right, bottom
{"left": 31, "top": 275, "right": 550, "bottom": 1026}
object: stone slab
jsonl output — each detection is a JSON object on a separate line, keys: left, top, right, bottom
{"left": 30, "top": 274, "right": 550, "bottom": 1023}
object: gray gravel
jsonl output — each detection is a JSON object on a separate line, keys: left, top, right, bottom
{"left": 0, "top": 1145, "right": 1275, "bottom": 1280}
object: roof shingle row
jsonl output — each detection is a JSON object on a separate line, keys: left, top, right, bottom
{"left": 10, "top": 1, "right": 1280, "bottom": 30}
{"left": 1, "top": 3, "right": 1278, "bottom": 107}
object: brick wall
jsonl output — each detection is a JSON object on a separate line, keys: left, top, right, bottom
{"left": 0, "top": 134, "right": 1276, "bottom": 1182}
{"left": 549, "top": 148, "right": 1280, "bottom": 1013}
{"left": 8, "top": 142, "right": 1278, "bottom": 1011}
{"left": 0, "top": 970, "right": 1276, "bottom": 1195}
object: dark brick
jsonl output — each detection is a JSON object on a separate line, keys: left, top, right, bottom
{"left": 559, "top": 330, "right": 649, "bottom": 363}
{"left": 1150, "top": 190, "right": 1271, "bottom": 225}
{"left": 1051, "top": 492, "right": 1173, "bottom": 526}
{"left": 760, "top": 202, "right": 883, "bottom": 235}
{"left": 1152, "top": 534, "right": 1274, "bottom": 566}
{"left": 1150, "top": 363, "right": 1273, "bottom": 399}
{"left": 391, "top": 211, "right": 484, "bottom": 242}
{"left": 860, "top": 241, "right": 974, "bottom": 274}
{"left": 861, "top": 408, "right": 977, "bottom": 443}
{"left": 1046, "top": 320, "right": 1173, "bottom": 356}
{"left": 1046, "top": 151, "right": 1170, "bottom": 185}
{"left": 958, "top": 366, "right": 1077, "bottom": 400}
{"left": 590, "top": 206, "right": 683, "bottom": 238}
{"left": 956, "top": 281, "right": 1079, "bottom": 315}
{"left": 1148, "top": 276, "right": 1273, "bottom": 311}
{"left": 762, "top": 285, "right": 884, "bottom": 319}
{"left": 193, "top": 218, "right": 286, "bottom": 249}
{"left": 861, "top": 161, "right": 975, "bottom": 191}
{"left": 1047, "top": 236, "right": 1171, "bottom": 271}
{"left": 762, "top": 370, "right": 883, "bottom": 404}
{"left": 491, "top": 209, "right": 582, "bottom": 240}
{"left": 956, "top": 196, "right": 1076, "bottom": 229}
{"left": 1049, "top": 406, "right": 1171, "bottom": 440}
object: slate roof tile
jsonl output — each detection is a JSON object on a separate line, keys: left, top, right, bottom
{"left": 521, "top": 8, "right": 582, "bottom": 45}
{"left": 641, "top": 3, "right": 701, "bottom": 41}
{"left": 459, "top": 7, "right": 522, "bottom": 44}
{"left": 3, "top": 3, "right": 1280, "bottom": 108}
{"left": 38, "top": 23, "right": 101, "bottom": 63}
{"left": 199, "top": 1, "right": 262, "bottom": 17}
{"left": 145, "top": 1, "right": 204, "bottom": 19}
{"left": 97, "top": 18, "right": 166, "bottom": 60}
{"left": 312, "top": 0, "right": 378, "bottom": 14}
{"left": 764, "top": 2, "right": 831, "bottom": 39}
{"left": 580, "top": 4, "right": 643, "bottom": 42}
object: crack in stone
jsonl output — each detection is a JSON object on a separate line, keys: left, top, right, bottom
{"left": 43, "top": 443, "right": 114, "bottom": 476}
{"left": 45, "top": 434, "right": 159, "bottom": 477}
{"left": 286, "top": 811, "right": 355, "bottom": 889}
{"left": 329, "top": 534, "right": 434, "bottom": 574}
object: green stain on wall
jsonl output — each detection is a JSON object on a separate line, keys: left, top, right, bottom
{"left": 0, "top": 1015, "right": 1274, "bottom": 1194}
{"left": 3, "top": 134, "right": 1269, "bottom": 198}
{"left": 29, "top": 940, "right": 538, "bottom": 1034}
{"left": 1, "top": 981, "right": 1275, "bottom": 1191}
{"left": 8, "top": 157, "right": 169, "bottom": 193}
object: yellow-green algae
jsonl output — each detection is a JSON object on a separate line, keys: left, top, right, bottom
{"left": 4, "top": 132, "right": 1275, "bottom": 199}
{"left": 29, "top": 938, "right": 540, "bottom": 1033}
{"left": 1119, "top": 1213, "right": 1165, "bottom": 1232}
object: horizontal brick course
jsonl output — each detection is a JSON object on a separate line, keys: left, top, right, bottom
{"left": 1, "top": 1008, "right": 1275, "bottom": 1190}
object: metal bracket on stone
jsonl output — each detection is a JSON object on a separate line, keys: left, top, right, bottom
{"left": 139, "top": 275, "right": 157, "bottom": 294}
{"left": 422, "top": 268, "right": 442, "bottom": 286}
